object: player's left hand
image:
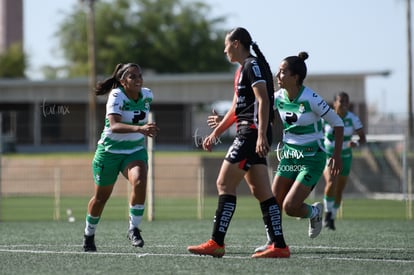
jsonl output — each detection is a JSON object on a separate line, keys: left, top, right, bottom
{"left": 328, "top": 155, "right": 342, "bottom": 177}
{"left": 141, "top": 123, "right": 159, "bottom": 138}
{"left": 202, "top": 133, "right": 218, "bottom": 152}
{"left": 256, "top": 135, "right": 270, "bottom": 158}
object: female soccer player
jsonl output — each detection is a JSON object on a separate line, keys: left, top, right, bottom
{"left": 83, "top": 63, "right": 159, "bottom": 252}
{"left": 255, "top": 52, "right": 344, "bottom": 255}
{"left": 322, "top": 92, "right": 366, "bottom": 230}
{"left": 187, "top": 27, "right": 289, "bottom": 258}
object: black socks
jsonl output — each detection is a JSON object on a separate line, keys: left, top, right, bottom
{"left": 260, "top": 197, "right": 286, "bottom": 248}
{"left": 211, "top": 194, "right": 237, "bottom": 246}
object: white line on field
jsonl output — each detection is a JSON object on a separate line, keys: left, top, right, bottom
{"left": 0, "top": 244, "right": 410, "bottom": 252}
{"left": 0, "top": 247, "right": 413, "bottom": 264}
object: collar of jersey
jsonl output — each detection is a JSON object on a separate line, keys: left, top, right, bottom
{"left": 119, "top": 86, "right": 143, "bottom": 102}
{"left": 284, "top": 85, "right": 305, "bottom": 103}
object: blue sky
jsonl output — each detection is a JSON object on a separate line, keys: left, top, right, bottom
{"left": 24, "top": 0, "right": 406, "bottom": 116}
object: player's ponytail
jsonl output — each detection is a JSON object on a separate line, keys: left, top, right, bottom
{"left": 251, "top": 42, "right": 275, "bottom": 123}
{"left": 95, "top": 63, "right": 124, "bottom": 96}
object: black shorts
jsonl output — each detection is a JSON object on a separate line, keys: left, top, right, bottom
{"left": 224, "top": 127, "right": 271, "bottom": 171}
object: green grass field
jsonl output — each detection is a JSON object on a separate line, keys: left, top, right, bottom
{"left": 1, "top": 196, "right": 413, "bottom": 221}
{"left": 1, "top": 196, "right": 414, "bottom": 274}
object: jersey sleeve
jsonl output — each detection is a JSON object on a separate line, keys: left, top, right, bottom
{"left": 323, "top": 108, "right": 344, "bottom": 127}
{"left": 309, "top": 92, "right": 331, "bottom": 117}
{"left": 309, "top": 91, "right": 343, "bottom": 127}
{"left": 106, "top": 89, "right": 123, "bottom": 116}
{"left": 141, "top": 87, "right": 154, "bottom": 103}
{"left": 246, "top": 59, "right": 266, "bottom": 87}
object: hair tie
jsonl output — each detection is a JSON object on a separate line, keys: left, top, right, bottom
{"left": 119, "top": 63, "right": 139, "bottom": 80}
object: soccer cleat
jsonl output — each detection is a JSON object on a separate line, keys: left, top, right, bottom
{"left": 308, "top": 202, "right": 323, "bottom": 238}
{"left": 324, "top": 212, "right": 336, "bottom": 230}
{"left": 187, "top": 239, "right": 225, "bottom": 258}
{"left": 127, "top": 227, "right": 144, "bottom": 247}
{"left": 83, "top": 234, "right": 97, "bottom": 252}
{"left": 251, "top": 245, "right": 290, "bottom": 258}
{"left": 327, "top": 218, "right": 336, "bottom": 230}
{"left": 324, "top": 212, "right": 331, "bottom": 228}
{"left": 254, "top": 240, "right": 272, "bottom": 253}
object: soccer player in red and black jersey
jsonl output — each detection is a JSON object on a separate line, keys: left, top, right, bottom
{"left": 187, "top": 27, "right": 289, "bottom": 258}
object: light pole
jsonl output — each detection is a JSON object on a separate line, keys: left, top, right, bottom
{"left": 81, "top": 0, "right": 97, "bottom": 151}
{"left": 407, "top": 0, "right": 413, "bottom": 150}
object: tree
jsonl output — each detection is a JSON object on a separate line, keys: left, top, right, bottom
{"left": 0, "top": 43, "right": 26, "bottom": 78}
{"left": 54, "top": 0, "right": 231, "bottom": 78}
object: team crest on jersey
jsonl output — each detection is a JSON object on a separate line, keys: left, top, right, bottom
{"left": 299, "top": 103, "right": 305, "bottom": 113}
{"left": 122, "top": 102, "right": 131, "bottom": 111}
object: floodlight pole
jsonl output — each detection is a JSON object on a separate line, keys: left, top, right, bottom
{"left": 407, "top": 0, "right": 413, "bottom": 151}
{"left": 83, "top": 0, "right": 97, "bottom": 151}
{"left": 0, "top": 113, "right": 2, "bottom": 222}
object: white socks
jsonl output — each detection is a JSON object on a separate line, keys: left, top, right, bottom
{"left": 129, "top": 204, "right": 145, "bottom": 230}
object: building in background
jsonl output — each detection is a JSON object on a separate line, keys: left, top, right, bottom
{"left": 0, "top": 72, "right": 386, "bottom": 152}
{"left": 0, "top": 0, "right": 393, "bottom": 152}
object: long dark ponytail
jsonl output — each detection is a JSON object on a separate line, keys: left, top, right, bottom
{"left": 251, "top": 42, "right": 275, "bottom": 123}
{"left": 95, "top": 63, "right": 141, "bottom": 96}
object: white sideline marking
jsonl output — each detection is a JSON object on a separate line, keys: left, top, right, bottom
{"left": 0, "top": 244, "right": 410, "bottom": 252}
{"left": 0, "top": 245, "right": 413, "bottom": 263}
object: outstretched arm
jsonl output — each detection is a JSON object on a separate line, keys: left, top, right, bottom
{"left": 202, "top": 93, "right": 237, "bottom": 151}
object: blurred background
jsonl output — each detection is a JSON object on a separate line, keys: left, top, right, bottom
{"left": 0, "top": 0, "right": 412, "bottom": 221}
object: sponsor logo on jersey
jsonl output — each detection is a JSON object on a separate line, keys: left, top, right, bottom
{"left": 285, "top": 111, "right": 298, "bottom": 125}
{"left": 252, "top": 64, "right": 262, "bottom": 77}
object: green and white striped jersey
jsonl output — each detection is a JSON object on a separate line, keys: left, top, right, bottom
{"left": 324, "top": 111, "right": 363, "bottom": 156}
{"left": 274, "top": 86, "right": 343, "bottom": 155}
{"left": 275, "top": 86, "right": 330, "bottom": 146}
{"left": 97, "top": 87, "right": 153, "bottom": 154}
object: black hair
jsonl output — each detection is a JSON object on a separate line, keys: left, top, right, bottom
{"left": 227, "top": 27, "right": 275, "bottom": 123}
{"left": 334, "top": 91, "right": 349, "bottom": 101}
{"left": 283, "top": 52, "right": 309, "bottom": 86}
{"left": 95, "top": 63, "right": 141, "bottom": 96}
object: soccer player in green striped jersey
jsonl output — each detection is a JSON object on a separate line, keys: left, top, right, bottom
{"left": 322, "top": 92, "right": 366, "bottom": 230}
{"left": 255, "top": 52, "right": 344, "bottom": 253}
{"left": 272, "top": 52, "right": 343, "bottom": 238}
{"left": 83, "top": 63, "right": 159, "bottom": 252}
{"left": 272, "top": 52, "right": 344, "bottom": 238}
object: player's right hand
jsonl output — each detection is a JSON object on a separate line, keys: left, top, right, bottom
{"left": 207, "top": 109, "right": 222, "bottom": 129}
